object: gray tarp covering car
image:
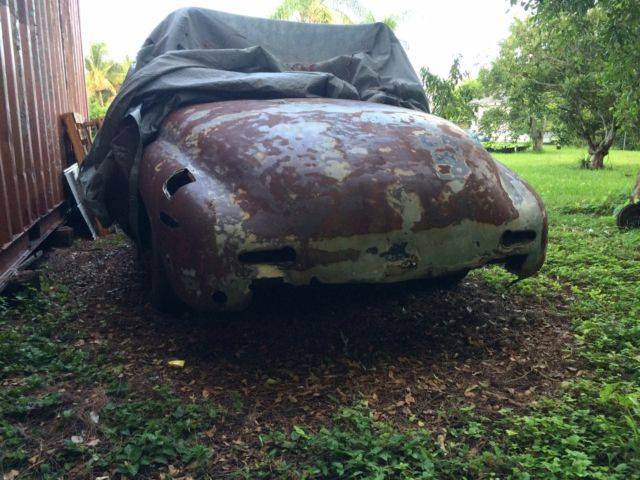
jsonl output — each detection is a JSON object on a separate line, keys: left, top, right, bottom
{"left": 79, "top": 8, "right": 547, "bottom": 311}
{"left": 79, "top": 7, "right": 428, "bottom": 228}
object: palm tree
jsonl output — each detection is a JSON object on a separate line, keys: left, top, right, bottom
{"left": 360, "top": 11, "right": 400, "bottom": 31}
{"left": 85, "top": 43, "right": 133, "bottom": 108}
{"left": 109, "top": 56, "right": 133, "bottom": 90}
{"left": 271, "top": 0, "right": 400, "bottom": 30}
{"left": 84, "top": 43, "right": 118, "bottom": 107}
{"left": 272, "top": 0, "right": 351, "bottom": 24}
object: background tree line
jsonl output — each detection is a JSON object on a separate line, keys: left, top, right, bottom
{"left": 426, "top": 0, "right": 639, "bottom": 169}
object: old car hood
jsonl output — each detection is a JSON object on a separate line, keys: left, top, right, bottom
{"left": 156, "top": 98, "right": 522, "bottom": 240}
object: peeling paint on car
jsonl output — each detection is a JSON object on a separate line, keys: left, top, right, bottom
{"left": 138, "top": 98, "right": 547, "bottom": 311}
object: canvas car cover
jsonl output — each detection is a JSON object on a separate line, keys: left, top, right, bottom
{"left": 79, "top": 7, "right": 429, "bottom": 232}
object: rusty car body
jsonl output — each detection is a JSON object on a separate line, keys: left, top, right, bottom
{"left": 137, "top": 98, "right": 547, "bottom": 311}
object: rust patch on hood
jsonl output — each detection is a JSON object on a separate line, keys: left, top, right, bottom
{"left": 160, "top": 99, "right": 518, "bottom": 240}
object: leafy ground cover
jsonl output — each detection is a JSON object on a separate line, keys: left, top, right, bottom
{"left": 1, "top": 147, "right": 638, "bottom": 479}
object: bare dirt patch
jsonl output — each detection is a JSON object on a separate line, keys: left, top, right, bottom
{"left": 40, "top": 234, "right": 575, "bottom": 471}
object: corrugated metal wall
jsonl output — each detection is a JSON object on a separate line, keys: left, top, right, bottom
{"left": 0, "top": 0, "right": 87, "bottom": 288}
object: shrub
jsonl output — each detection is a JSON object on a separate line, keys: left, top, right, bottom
{"left": 89, "top": 100, "right": 109, "bottom": 121}
{"left": 483, "top": 141, "right": 532, "bottom": 153}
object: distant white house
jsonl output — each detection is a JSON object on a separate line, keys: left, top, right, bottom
{"left": 469, "top": 96, "right": 554, "bottom": 144}
{"left": 469, "top": 97, "right": 525, "bottom": 142}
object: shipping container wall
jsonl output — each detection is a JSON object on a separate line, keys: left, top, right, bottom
{"left": 0, "top": 0, "right": 87, "bottom": 288}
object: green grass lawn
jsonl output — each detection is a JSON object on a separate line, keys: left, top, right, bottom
{"left": 1, "top": 146, "right": 639, "bottom": 479}
{"left": 470, "top": 147, "right": 640, "bottom": 479}
{"left": 494, "top": 147, "right": 638, "bottom": 214}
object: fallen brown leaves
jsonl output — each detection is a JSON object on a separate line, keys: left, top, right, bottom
{"left": 34, "top": 235, "right": 577, "bottom": 474}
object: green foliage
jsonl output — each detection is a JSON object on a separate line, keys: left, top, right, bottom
{"left": 271, "top": 0, "right": 400, "bottom": 29}
{"left": 421, "top": 57, "right": 480, "bottom": 127}
{"left": 475, "top": 388, "right": 640, "bottom": 479}
{"left": 482, "top": 141, "right": 531, "bottom": 153}
{"left": 96, "top": 388, "right": 212, "bottom": 476}
{"left": 477, "top": 105, "right": 512, "bottom": 141}
{"left": 497, "top": 1, "right": 640, "bottom": 161}
{"left": 0, "top": 286, "right": 214, "bottom": 477}
{"left": 272, "top": 0, "right": 337, "bottom": 23}
{"left": 478, "top": 19, "right": 556, "bottom": 148}
{"left": 0, "top": 288, "right": 87, "bottom": 472}
{"left": 85, "top": 42, "right": 131, "bottom": 120}
{"left": 262, "top": 404, "right": 443, "bottom": 478}
{"left": 513, "top": 0, "right": 640, "bottom": 127}
{"left": 89, "top": 100, "right": 109, "bottom": 121}
{"left": 473, "top": 148, "right": 640, "bottom": 477}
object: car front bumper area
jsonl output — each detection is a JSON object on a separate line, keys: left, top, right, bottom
{"left": 150, "top": 162, "right": 546, "bottom": 311}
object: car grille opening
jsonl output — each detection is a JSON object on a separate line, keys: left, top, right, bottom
{"left": 159, "top": 212, "right": 179, "bottom": 228}
{"left": 164, "top": 168, "right": 195, "bottom": 198}
{"left": 238, "top": 247, "right": 296, "bottom": 264}
{"left": 501, "top": 230, "right": 536, "bottom": 247}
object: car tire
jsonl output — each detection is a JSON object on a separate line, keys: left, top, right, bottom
{"left": 616, "top": 203, "right": 640, "bottom": 229}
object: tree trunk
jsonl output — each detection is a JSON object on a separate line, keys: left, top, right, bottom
{"left": 589, "top": 150, "right": 606, "bottom": 169}
{"left": 529, "top": 115, "right": 545, "bottom": 152}
{"left": 586, "top": 128, "right": 616, "bottom": 169}
{"left": 588, "top": 140, "right": 615, "bottom": 169}
{"left": 533, "top": 134, "right": 544, "bottom": 152}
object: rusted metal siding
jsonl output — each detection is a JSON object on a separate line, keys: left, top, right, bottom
{"left": 0, "top": 0, "right": 87, "bottom": 288}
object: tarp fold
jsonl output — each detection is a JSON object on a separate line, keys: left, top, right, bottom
{"left": 79, "top": 7, "right": 428, "bottom": 229}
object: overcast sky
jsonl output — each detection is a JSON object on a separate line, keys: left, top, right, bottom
{"left": 79, "top": 0, "right": 525, "bottom": 78}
